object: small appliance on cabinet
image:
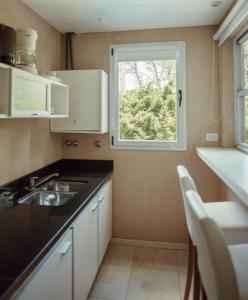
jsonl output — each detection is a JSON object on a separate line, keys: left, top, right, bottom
{"left": 0, "top": 24, "right": 16, "bottom": 66}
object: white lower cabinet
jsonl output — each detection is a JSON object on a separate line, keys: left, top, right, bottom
{"left": 73, "top": 196, "right": 99, "bottom": 300}
{"left": 73, "top": 179, "right": 112, "bottom": 300}
{"left": 13, "top": 179, "right": 112, "bottom": 300}
{"left": 98, "top": 180, "right": 112, "bottom": 265}
{"left": 15, "top": 230, "right": 73, "bottom": 300}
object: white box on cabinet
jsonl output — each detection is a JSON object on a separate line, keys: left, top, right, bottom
{"left": 50, "top": 70, "right": 108, "bottom": 133}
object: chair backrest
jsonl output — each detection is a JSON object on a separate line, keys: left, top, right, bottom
{"left": 177, "top": 165, "right": 198, "bottom": 236}
{"left": 186, "top": 190, "right": 239, "bottom": 300}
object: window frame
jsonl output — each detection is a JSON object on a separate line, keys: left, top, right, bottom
{"left": 235, "top": 27, "right": 248, "bottom": 151}
{"left": 109, "top": 42, "right": 187, "bottom": 151}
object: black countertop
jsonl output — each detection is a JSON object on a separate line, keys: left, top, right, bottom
{"left": 0, "top": 159, "right": 113, "bottom": 299}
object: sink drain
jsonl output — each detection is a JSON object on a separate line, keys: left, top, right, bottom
{"left": 47, "top": 194, "right": 56, "bottom": 201}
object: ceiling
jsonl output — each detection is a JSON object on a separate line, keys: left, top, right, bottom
{"left": 22, "top": 0, "right": 233, "bottom": 33}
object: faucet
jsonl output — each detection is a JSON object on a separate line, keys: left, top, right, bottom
{"left": 28, "top": 172, "right": 59, "bottom": 190}
{"left": 29, "top": 176, "right": 39, "bottom": 190}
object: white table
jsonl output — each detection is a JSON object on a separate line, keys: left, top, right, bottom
{"left": 196, "top": 147, "right": 248, "bottom": 207}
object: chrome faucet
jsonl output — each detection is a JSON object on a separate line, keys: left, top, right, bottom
{"left": 28, "top": 172, "right": 59, "bottom": 190}
{"left": 29, "top": 176, "right": 39, "bottom": 190}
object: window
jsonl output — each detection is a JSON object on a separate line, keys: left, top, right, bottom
{"left": 109, "top": 42, "right": 186, "bottom": 150}
{"left": 236, "top": 32, "right": 248, "bottom": 147}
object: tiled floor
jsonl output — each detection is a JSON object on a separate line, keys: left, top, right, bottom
{"left": 88, "top": 244, "right": 189, "bottom": 300}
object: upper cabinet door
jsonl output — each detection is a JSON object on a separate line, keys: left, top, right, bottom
{"left": 10, "top": 68, "right": 51, "bottom": 117}
{"left": 50, "top": 70, "right": 108, "bottom": 133}
{"left": 0, "top": 64, "right": 69, "bottom": 119}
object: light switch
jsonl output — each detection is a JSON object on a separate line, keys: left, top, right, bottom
{"left": 206, "top": 133, "right": 219, "bottom": 142}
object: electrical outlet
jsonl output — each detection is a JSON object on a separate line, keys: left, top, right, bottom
{"left": 206, "top": 133, "right": 219, "bottom": 142}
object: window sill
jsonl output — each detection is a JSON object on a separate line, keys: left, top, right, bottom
{"left": 110, "top": 144, "right": 187, "bottom": 151}
{"left": 236, "top": 144, "right": 248, "bottom": 155}
{"left": 196, "top": 146, "right": 248, "bottom": 207}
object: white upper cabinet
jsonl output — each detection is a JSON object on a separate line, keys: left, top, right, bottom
{"left": 50, "top": 70, "right": 108, "bottom": 133}
{"left": 0, "top": 63, "right": 69, "bottom": 118}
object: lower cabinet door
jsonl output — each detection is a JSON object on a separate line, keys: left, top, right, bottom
{"left": 15, "top": 230, "right": 73, "bottom": 300}
{"left": 98, "top": 180, "right": 112, "bottom": 265}
{"left": 73, "top": 196, "right": 99, "bottom": 300}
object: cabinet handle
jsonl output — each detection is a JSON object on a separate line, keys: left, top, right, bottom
{"left": 98, "top": 196, "right": 104, "bottom": 203}
{"left": 178, "top": 90, "right": 182, "bottom": 107}
{"left": 91, "top": 203, "right": 98, "bottom": 212}
{"left": 60, "top": 241, "right": 72, "bottom": 255}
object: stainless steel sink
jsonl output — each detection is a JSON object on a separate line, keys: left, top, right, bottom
{"left": 40, "top": 181, "right": 87, "bottom": 193}
{"left": 18, "top": 191, "right": 77, "bottom": 206}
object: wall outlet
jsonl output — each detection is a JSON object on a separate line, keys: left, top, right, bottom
{"left": 206, "top": 133, "right": 219, "bottom": 142}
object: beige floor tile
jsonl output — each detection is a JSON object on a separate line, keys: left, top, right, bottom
{"left": 88, "top": 297, "right": 111, "bottom": 300}
{"left": 178, "top": 272, "right": 193, "bottom": 300}
{"left": 126, "top": 266, "right": 181, "bottom": 300}
{"left": 177, "top": 250, "right": 188, "bottom": 273}
{"left": 176, "top": 250, "right": 193, "bottom": 300}
{"left": 178, "top": 271, "right": 186, "bottom": 299}
{"left": 133, "top": 247, "right": 178, "bottom": 271}
{"left": 90, "top": 264, "right": 131, "bottom": 300}
{"left": 88, "top": 297, "right": 108, "bottom": 300}
{"left": 103, "top": 244, "right": 135, "bottom": 267}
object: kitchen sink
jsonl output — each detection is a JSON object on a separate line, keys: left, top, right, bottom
{"left": 18, "top": 191, "right": 77, "bottom": 206}
{"left": 40, "top": 180, "right": 87, "bottom": 193}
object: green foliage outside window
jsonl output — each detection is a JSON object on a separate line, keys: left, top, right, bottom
{"left": 245, "top": 96, "right": 248, "bottom": 144}
{"left": 243, "top": 42, "right": 248, "bottom": 143}
{"left": 119, "top": 79, "right": 176, "bottom": 141}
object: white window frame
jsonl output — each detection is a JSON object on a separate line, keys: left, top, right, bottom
{"left": 109, "top": 42, "right": 187, "bottom": 151}
{"left": 234, "top": 25, "right": 248, "bottom": 152}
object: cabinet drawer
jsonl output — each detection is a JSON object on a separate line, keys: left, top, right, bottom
{"left": 14, "top": 230, "right": 73, "bottom": 300}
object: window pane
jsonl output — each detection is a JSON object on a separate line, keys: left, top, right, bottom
{"left": 242, "top": 40, "right": 248, "bottom": 89}
{"left": 242, "top": 95, "right": 248, "bottom": 143}
{"left": 118, "top": 60, "right": 177, "bottom": 141}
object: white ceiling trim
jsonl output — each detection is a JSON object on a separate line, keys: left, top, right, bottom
{"left": 214, "top": 0, "right": 248, "bottom": 45}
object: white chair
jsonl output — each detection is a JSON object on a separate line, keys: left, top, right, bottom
{"left": 177, "top": 165, "right": 248, "bottom": 300}
{"left": 186, "top": 190, "right": 248, "bottom": 300}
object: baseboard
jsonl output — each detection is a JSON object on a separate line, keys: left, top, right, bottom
{"left": 111, "top": 238, "right": 188, "bottom": 250}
